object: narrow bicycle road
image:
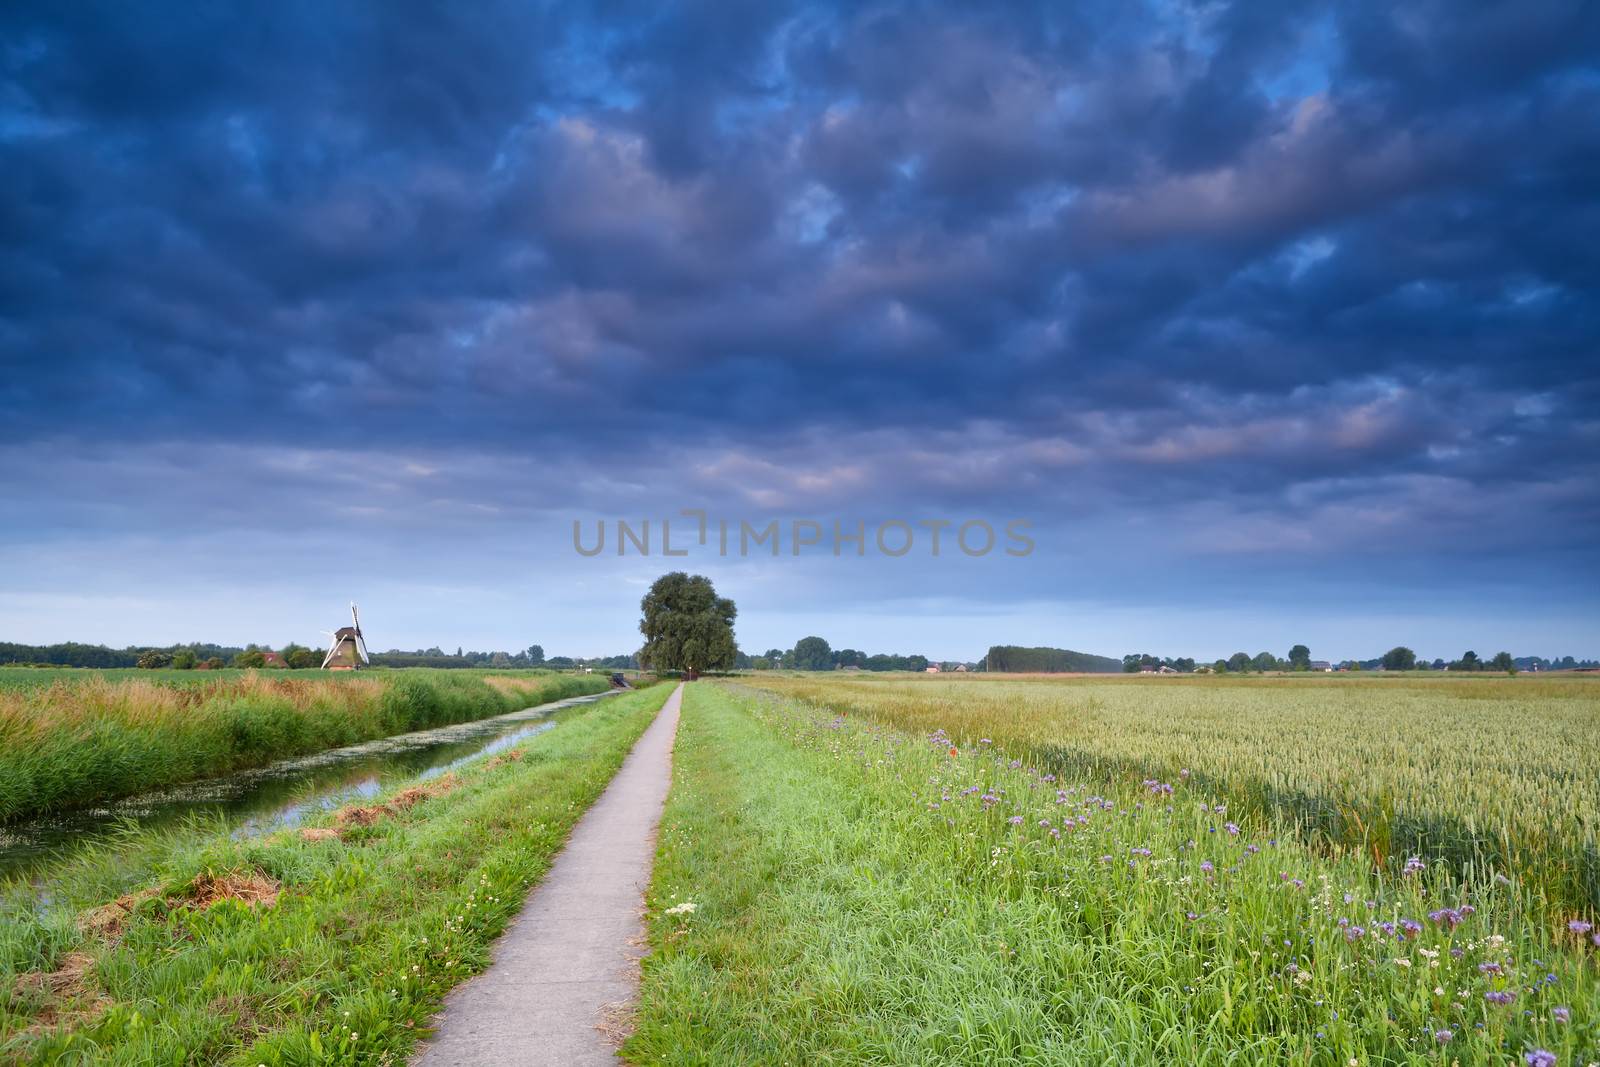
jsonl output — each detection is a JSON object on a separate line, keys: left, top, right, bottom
{"left": 415, "top": 683, "right": 683, "bottom": 1066}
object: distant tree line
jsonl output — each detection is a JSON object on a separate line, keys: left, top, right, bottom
{"left": 1114, "top": 644, "right": 1595, "bottom": 675}
{"left": 749, "top": 636, "right": 938, "bottom": 672}
{"left": 0, "top": 640, "right": 650, "bottom": 671}
{"left": 986, "top": 646, "right": 1122, "bottom": 673}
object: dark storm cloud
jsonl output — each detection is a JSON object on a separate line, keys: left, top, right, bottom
{"left": 2, "top": 0, "right": 1597, "bottom": 577}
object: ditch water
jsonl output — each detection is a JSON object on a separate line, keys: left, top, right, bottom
{"left": 0, "top": 689, "right": 620, "bottom": 883}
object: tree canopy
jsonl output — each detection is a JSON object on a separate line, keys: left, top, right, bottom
{"left": 792, "top": 636, "right": 833, "bottom": 671}
{"left": 638, "top": 572, "right": 737, "bottom": 673}
{"left": 1381, "top": 646, "right": 1417, "bottom": 671}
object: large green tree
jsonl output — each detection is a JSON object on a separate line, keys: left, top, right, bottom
{"left": 1380, "top": 646, "right": 1417, "bottom": 671}
{"left": 793, "top": 636, "right": 833, "bottom": 671}
{"left": 1287, "top": 644, "right": 1311, "bottom": 670}
{"left": 638, "top": 572, "right": 737, "bottom": 673}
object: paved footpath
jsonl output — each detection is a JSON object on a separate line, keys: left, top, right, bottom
{"left": 415, "top": 683, "right": 683, "bottom": 1066}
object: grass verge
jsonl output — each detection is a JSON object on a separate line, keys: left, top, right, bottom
{"left": 627, "top": 683, "right": 1596, "bottom": 1065}
{"left": 0, "top": 670, "right": 611, "bottom": 822}
{"left": 0, "top": 682, "right": 671, "bottom": 1064}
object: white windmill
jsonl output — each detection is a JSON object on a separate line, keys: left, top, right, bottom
{"left": 320, "top": 603, "right": 371, "bottom": 670}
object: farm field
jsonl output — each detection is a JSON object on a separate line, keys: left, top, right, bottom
{"left": 630, "top": 681, "right": 1599, "bottom": 1065}
{"left": 742, "top": 671, "right": 1600, "bottom": 916}
{"left": 0, "top": 682, "right": 673, "bottom": 1063}
{"left": 0, "top": 669, "right": 610, "bottom": 822}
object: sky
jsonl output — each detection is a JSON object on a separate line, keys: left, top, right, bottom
{"left": 1, "top": 1, "right": 1597, "bottom": 664}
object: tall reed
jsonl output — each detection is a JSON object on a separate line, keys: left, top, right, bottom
{"left": 0, "top": 671, "right": 609, "bottom": 821}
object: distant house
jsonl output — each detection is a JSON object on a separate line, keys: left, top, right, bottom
{"left": 954, "top": 664, "right": 969, "bottom": 672}
{"left": 261, "top": 650, "right": 288, "bottom": 668}
{"left": 925, "top": 665, "right": 941, "bottom": 673}
{"left": 839, "top": 665, "right": 862, "bottom": 671}
{"left": 1309, "top": 661, "right": 1332, "bottom": 672}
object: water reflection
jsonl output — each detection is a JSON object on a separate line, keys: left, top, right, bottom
{"left": 0, "top": 690, "right": 618, "bottom": 878}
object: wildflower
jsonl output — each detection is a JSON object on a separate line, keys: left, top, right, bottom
{"left": 1403, "top": 856, "right": 1426, "bottom": 876}
{"left": 1486, "top": 990, "right": 1516, "bottom": 1005}
{"left": 1224, "top": 822, "right": 1240, "bottom": 835}
{"left": 1008, "top": 815, "right": 1024, "bottom": 826}
{"left": 1428, "top": 908, "right": 1464, "bottom": 929}
{"left": 663, "top": 901, "right": 697, "bottom": 917}
{"left": 1200, "top": 860, "right": 1214, "bottom": 874}
{"left": 1552, "top": 1006, "right": 1570, "bottom": 1023}
{"left": 1478, "top": 961, "right": 1502, "bottom": 975}
{"left": 949, "top": 747, "right": 958, "bottom": 757}
{"left": 1435, "top": 1029, "right": 1453, "bottom": 1044}
{"left": 1344, "top": 926, "right": 1366, "bottom": 943}
{"left": 1525, "top": 1050, "right": 1556, "bottom": 1067}
{"left": 1569, "top": 920, "right": 1594, "bottom": 935}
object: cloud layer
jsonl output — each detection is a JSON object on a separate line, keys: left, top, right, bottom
{"left": 2, "top": 0, "right": 1596, "bottom": 656}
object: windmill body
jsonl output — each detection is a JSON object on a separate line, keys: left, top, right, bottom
{"left": 321, "top": 603, "right": 371, "bottom": 670}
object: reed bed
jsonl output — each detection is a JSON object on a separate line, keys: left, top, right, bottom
{"left": 742, "top": 672, "right": 1600, "bottom": 915}
{"left": 1, "top": 684, "right": 670, "bottom": 1063}
{"left": 0, "top": 670, "right": 609, "bottom": 821}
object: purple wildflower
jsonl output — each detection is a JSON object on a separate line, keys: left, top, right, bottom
{"left": 1398, "top": 919, "right": 1422, "bottom": 939}
{"left": 1007, "top": 815, "right": 1024, "bottom": 826}
{"left": 1524, "top": 1050, "right": 1556, "bottom": 1067}
{"left": 1224, "top": 821, "right": 1240, "bottom": 835}
{"left": 1486, "top": 990, "right": 1516, "bottom": 1005}
{"left": 1551, "top": 1006, "right": 1570, "bottom": 1023}
{"left": 1569, "top": 919, "right": 1594, "bottom": 935}
{"left": 1344, "top": 925, "right": 1366, "bottom": 943}
{"left": 1478, "top": 961, "right": 1502, "bottom": 975}
{"left": 1434, "top": 1029, "right": 1453, "bottom": 1044}
{"left": 1199, "top": 860, "right": 1214, "bottom": 874}
{"left": 1428, "top": 908, "right": 1464, "bottom": 929}
{"left": 1403, "top": 856, "right": 1426, "bottom": 876}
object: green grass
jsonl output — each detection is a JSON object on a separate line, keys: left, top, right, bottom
{"left": 0, "top": 669, "right": 611, "bottom": 821}
{"left": 628, "top": 683, "right": 1597, "bottom": 1065}
{"left": 742, "top": 672, "right": 1600, "bottom": 915}
{"left": 0, "top": 682, "right": 673, "bottom": 1064}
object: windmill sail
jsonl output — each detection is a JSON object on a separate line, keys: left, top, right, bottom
{"left": 320, "top": 603, "right": 370, "bottom": 669}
